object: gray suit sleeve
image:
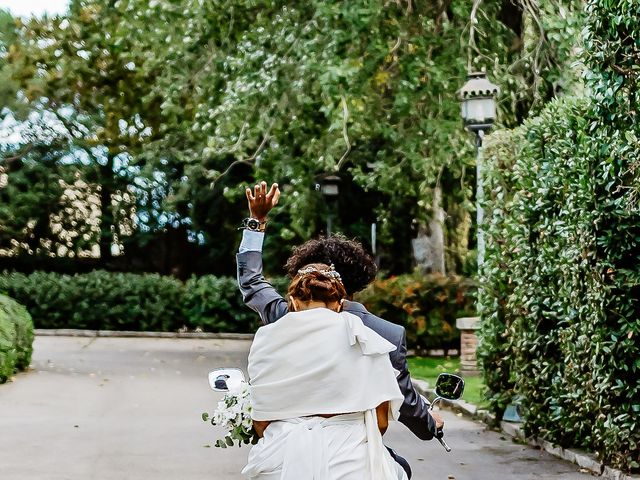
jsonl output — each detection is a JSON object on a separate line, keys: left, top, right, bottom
{"left": 236, "top": 250, "right": 288, "bottom": 325}
{"left": 391, "top": 330, "right": 437, "bottom": 440}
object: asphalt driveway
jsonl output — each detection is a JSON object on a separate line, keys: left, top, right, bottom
{"left": 0, "top": 336, "right": 591, "bottom": 480}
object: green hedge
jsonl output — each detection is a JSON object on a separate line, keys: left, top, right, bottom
{"left": 183, "top": 276, "right": 258, "bottom": 332}
{"left": 0, "top": 270, "right": 281, "bottom": 334}
{"left": 0, "top": 269, "right": 475, "bottom": 353}
{"left": 356, "top": 272, "right": 476, "bottom": 353}
{"left": 478, "top": 0, "right": 640, "bottom": 471}
{"left": 0, "top": 294, "right": 34, "bottom": 383}
{"left": 0, "top": 271, "right": 186, "bottom": 331}
{"left": 479, "top": 94, "right": 639, "bottom": 471}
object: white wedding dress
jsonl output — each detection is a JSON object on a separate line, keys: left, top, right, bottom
{"left": 242, "top": 308, "right": 408, "bottom": 480}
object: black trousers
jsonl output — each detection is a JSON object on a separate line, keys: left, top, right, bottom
{"left": 386, "top": 447, "right": 412, "bottom": 479}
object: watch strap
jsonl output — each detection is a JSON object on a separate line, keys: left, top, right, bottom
{"left": 240, "top": 217, "right": 267, "bottom": 232}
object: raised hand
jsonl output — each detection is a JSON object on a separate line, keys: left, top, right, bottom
{"left": 246, "top": 181, "right": 280, "bottom": 222}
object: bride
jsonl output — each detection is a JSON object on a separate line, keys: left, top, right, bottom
{"left": 242, "top": 263, "right": 408, "bottom": 480}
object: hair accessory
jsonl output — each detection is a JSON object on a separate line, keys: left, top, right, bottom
{"left": 297, "top": 263, "right": 343, "bottom": 285}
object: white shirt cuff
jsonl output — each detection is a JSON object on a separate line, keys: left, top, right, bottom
{"left": 239, "top": 230, "right": 265, "bottom": 253}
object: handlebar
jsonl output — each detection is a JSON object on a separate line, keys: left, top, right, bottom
{"left": 435, "top": 426, "right": 451, "bottom": 452}
{"left": 429, "top": 397, "right": 452, "bottom": 452}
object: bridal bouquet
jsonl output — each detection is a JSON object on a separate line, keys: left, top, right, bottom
{"left": 202, "top": 381, "right": 258, "bottom": 447}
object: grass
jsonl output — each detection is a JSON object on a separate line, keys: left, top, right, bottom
{"left": 407, "top": 356, "right": 488, "bottom": 408}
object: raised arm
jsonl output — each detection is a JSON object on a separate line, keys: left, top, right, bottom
{"left": 237, "top": 247, "right": 288, "bottom": 325}
{"left": 236, "top": 181, "right": 288, "bottom": 325}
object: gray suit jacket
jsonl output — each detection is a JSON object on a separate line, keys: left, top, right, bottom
{"left": 237, "top": 250, "right": 437, "bottom": 440}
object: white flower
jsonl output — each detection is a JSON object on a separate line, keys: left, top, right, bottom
{"left": 205, "top": 381, "right": 255, "bottom": 448}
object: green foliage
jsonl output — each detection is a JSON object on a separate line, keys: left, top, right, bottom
{"left": 356, "top": 272, "right": 476, "bottom": 352}
{"left": 479, "top": 91, "right": 639, "bottom": 471}
{"left": 1, "top": 294, "right": 34, "bottom": 370}
{"left": 183, "top": 276, "right": 258, "bottom": 333}
{"left": 0, "top": 144, "right": 93, "bottom": 257}
{"left": 0, "top": 271, "right": 186, "bottom": 331}
{"left": 0, "top": 294, "right": 34, "bottom": 383}
{"left": 0, "top": 0, "right": 583, "bottom": 276}
{"left": 474, "top": 128, "right": 523, "bottom": 417}
{"left": 0, "top": 303, "right": 17, "bottom": 383}
{"left": 479, "top": 3, "right": 640, "bottom": 470}
{"left": 0, "top": 271, "right": 285, "bottom": 333}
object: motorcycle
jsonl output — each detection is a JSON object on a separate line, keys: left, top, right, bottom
{"left": 208, "top": 369, "right": 465, "bottom": 452}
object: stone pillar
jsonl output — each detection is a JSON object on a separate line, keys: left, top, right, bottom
{"left": 456, "top": 316, "right": 480, "bottom": 376}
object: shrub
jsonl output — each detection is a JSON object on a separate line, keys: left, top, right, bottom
{"left": 0, "top": 306, "right": 17, "bottom": 383}
{"left": 0, "top": 268, "right": 477, "bottom": 354}
{"left": 0, "top": 271, "right": 292, "bottom": 334}
{"left": 356, "top": 271, "right": 476, "bottom": 353}
{"left": 0, "top": 294, "right": 34, "bottom": 383}
{"left": 479, "top": 94, "right": 639, "bottom": 471}
{"left": 477, "top": 1, "right": 640, "bottom": 468}
{"left": 0, "top": 271, "right": 186, "bottom": 331}
{"left": 1, "top": 295, "right": 34, "bottom": 370}
{"left": 183, "top": 276, "right": 259, "bottom": 333}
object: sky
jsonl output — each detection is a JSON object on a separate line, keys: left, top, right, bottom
{"left": 0, "top": 0, "right": 69, "bottom": 17}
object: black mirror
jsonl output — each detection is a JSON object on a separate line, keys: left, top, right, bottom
{"left": 208, "top": 368, "right": 246, "bottom": 392}
{"left": 435, "top": 373, "right": 465, "bottom": 400}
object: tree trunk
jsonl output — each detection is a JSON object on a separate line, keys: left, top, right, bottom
{"left": 411, "top": 187, "right": 446, "bottom": 274}
{"left": 98, "top": 155, "right": 115, "bottom": 264}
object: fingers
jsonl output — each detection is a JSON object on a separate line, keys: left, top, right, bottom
{"left": 266, "top": 183, "right": 280, "bottom": 203}
{"left": 253, "top": 181, "right": 268, "bottom": 199}
{"left": 266, "top": 183, "right": 278, "bottom": 197}
{"left": 249, "top": 181, "right": 279, "bottom": 204}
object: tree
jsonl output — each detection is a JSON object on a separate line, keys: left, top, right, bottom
{"left": 1, "top": 0, "right": 584, "bottom": 276}
{"left": 2, "top": 1, "right": 157, "bottom": 264}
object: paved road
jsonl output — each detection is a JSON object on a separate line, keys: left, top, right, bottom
{"left": 0, "top": 336, "right": 591, "bottom": 480}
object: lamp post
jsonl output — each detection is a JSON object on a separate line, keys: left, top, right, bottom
{"left": 459, "top": 72, "right": 500, "bottom": 269}
{"left": 319, "top": 175, "right": 341, "bottom": 235}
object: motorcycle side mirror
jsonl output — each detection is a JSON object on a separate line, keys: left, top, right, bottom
{"left": 435, "top": 373, "right": 465, "bottom": 401}
{"left": 208, "top": 368, "right": 247, "bottom": 392}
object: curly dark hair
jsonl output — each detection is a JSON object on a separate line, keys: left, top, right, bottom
{"left": 284, "top": 235, "right": 377, "bottom": 296}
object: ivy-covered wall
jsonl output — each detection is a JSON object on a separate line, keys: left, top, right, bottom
{"left": 478, "top": 1, "right": 640, "bottom": 472}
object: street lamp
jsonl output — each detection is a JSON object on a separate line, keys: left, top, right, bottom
{"left": 459, "top": 71, "right": 499, "bottom": 268}
{"left": 319, "top": 175, "right": 341, "bottom": 235}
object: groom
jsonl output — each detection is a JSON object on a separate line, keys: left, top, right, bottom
{"left": 236, "top": 181, "right": 443, "bottom": 479}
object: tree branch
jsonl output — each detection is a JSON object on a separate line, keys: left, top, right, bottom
{"left": 0, "top": 145, "right": 34, "bottom": 168}
{"left": 209, "top": 120, "right": 275, "bottom": 189}
{"left": 468, "top": 0, "right": 484, "bottom": 71}
{"left": 335, "top": 95, "right": 352, "bottom": 172}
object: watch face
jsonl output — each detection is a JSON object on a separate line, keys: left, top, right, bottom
{"left": 246, "top": 218, "right": 260, "bottom": 230}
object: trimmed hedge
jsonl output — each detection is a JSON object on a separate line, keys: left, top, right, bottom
{"left": 479, "top": 94, "right": 639, "bottom": 471}
{"left": 478, "top": 0, "right": 640, "bottom": 471}
{"left": 356, "top": 272, "right": 476, "bottom": 353}
{"left": 0, "top": 271, "right": 186, "bottom": 331}
{"left": 0, "top": 270, "right": 474, "bottom": 353}
{"left": 183, "top": 276, "right": 259, "bottom": 332}
{"left": 0, "top": 270, "right": 283, "bottom": 334}
{"left": 0, "top": 294, "right": 34, "bottom": 383}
